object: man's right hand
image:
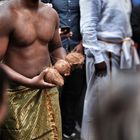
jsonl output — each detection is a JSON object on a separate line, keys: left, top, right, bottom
{"left": 0, "top": 63, "right": 56, "bottom": 88}
{"left": 30, "top": 69, "right": 56, "bottom": 89}
{"left": 95, "top": 61, "right": 107, "bottom": 77}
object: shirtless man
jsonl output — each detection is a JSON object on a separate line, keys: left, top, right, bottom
{"left": 0, "top": 0, "right": 66, "bottom": 139}
{"left": 0, "top": 68, "right": 7, "bottom": 124}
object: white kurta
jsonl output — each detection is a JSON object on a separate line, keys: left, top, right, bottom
{"left": 80, "top": 0, "right": 134, "bottom": 139}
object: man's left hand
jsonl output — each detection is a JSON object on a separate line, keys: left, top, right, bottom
{"left": 72, "top": 42, "right": 84, "bottom": 54}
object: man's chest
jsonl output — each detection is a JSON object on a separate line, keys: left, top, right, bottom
{"left": 12, "top": 11, "right": 56, "bottom": 46}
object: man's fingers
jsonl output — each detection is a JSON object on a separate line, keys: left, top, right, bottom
{"left": 64, "top": 72, "right": 70, "bottom": 76}
{"left": 69, "top": 32, "right": 73, "bottom": 36}
{"left": 41, "top": 69, "right": 48, "bottom": 75}
{"left": 43, "top": 82, "right": 56, "bottom": 88}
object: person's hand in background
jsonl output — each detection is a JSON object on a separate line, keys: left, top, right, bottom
{"left": 46, "top": 3, "right": 53, "bottom": 7}
{"left": 72, "top": 41, "right": 84, "bottom": 54}
{"left": 59, "top": 28, "right": 73, "bottom": 38}
{"left": 95, "top": 61, "right": 107, "bottom": 77}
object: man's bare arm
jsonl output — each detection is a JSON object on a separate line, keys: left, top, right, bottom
{"left": 0, "top": 7, "right": 13, "bottom": 60}
{"left": 49, "top": 28, "right": 66, "bottom": 61}
{"left": 0, "top": 63, "right": 55, "bottom": 88}
{"left": 49, "top": 10, "right": 66, "bottom": 62}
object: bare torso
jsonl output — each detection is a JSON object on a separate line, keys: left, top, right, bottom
{"left": 3, "top": 1, "right": 59, "bottom": 78}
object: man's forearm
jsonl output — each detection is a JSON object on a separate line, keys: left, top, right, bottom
{"left": 0, "top": 63, "right": 31, "bottom": 86}
{"left": 51, "top": 47, "right": 66, "bottom": 62}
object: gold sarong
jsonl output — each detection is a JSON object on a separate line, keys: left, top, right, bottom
{"left": 0, "top": 83, "right": 62, "bottom": 140}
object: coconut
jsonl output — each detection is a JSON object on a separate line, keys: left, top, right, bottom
{"left": 65, "top": 52, "right": 85, "bottom": 65}
{"left": 54, "top": 59, "right": 71, "bottom": 76}
{"left": 44, "top": 68, "right": 64, "bottom": 87}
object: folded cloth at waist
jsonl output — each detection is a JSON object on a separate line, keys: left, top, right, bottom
{"left": 120, "top": 37, "right": 140, "bottom": 69}
{"left": 85, "top": 37, "right": 140, "bottom": 69}
{"left": 98, "top": 37, "right": 140, "bottom": 69}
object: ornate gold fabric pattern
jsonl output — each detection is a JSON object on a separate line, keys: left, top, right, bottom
{"left": 0, "top": 83, "right": 62, "bottom": 140}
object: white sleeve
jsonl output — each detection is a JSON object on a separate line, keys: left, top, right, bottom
{"left": 80, "top": 0, "right": 104, "bottom": 63}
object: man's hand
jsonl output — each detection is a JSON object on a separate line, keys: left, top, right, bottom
{"left": 95, "top": 61, "right": 107, "bottom": 77}
{"left": 59, "top": 28, "right": 73, "bottom": 38}
{"left": 0, "top": 63, "right": 55, "bottom": 88}
{"left": 72, "top": 42, "right": 84, "bottom": 54}
{"left": 30, "top": 69, "right": 56, "bottom": 89}
{"left": 134, "top": 43, "right": 139, "bottom": 49}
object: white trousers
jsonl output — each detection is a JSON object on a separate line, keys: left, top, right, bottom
{"left": 81, "top": 52, "right": 120, "bottom": 140}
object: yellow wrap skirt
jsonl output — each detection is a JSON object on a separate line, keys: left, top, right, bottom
{"left": 0, "top": 83, "right": 62, "bottom": 140}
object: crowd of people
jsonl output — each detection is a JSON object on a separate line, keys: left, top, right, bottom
{"left": 0, "top": 0, "right": 140, "bottom": 140}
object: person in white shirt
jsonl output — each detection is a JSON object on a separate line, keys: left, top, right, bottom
{"left": 80, "top": 0, "right": 132, "bottom": 139}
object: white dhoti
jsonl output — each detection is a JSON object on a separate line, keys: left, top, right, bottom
{"left": 81, "top": 52, "right": 120, "bottom": 140}
{"left": 81, "top": 38, "right": 140, "bottom": 140}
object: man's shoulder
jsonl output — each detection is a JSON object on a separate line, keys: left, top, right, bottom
{"left": 40, "top": 2, "right": 58, "bottom": 18}
{"left": 0, "top": 1, "right": 16, "bottom": 30}
{"left": 0, "top": 1, "right": 16, "bottom": 20}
